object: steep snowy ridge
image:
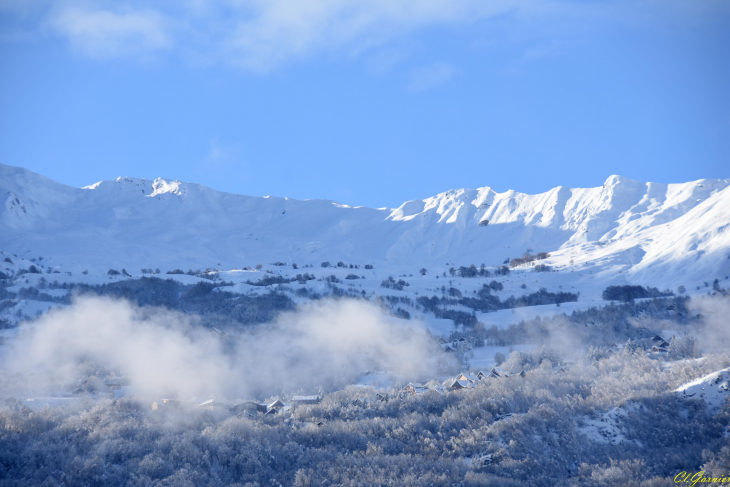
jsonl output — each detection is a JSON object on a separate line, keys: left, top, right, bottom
{"left": 0, "top": 163, "right": 728, "bottom": 289}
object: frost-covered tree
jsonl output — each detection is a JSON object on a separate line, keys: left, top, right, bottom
{"left": 668, "top": 335, "right": 699, "bottom": 359}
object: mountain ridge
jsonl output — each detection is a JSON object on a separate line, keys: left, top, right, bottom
{"left": 1, "top": 163, "right": 728, "bottom": 289}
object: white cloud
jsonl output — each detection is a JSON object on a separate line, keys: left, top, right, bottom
{"left": 50, "top": 7, "right": 172, "bottom": 59}
{"left": 219, "top": 0, "right": 515, "bottom": 71}
{"left": 2, "top": 0, "right": 728, "bottom": 68}
{"left": 406, "top": 61, "right": 457, "bottom": 91}
{"left": 2, "top": 0, "right": 518, "bottom": 66}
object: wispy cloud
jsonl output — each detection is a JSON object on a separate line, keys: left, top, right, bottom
{"left": 2, "top": 0, "right": 728, "bottom": 69}
{"left": 218, "top": 0, "right": 513, "bottom": 71}
{"left": 1, "top": 0, "right": 519, "bottom": 68}
{"left": 50, "top": 7, "right": 172, "bottom": 59}
{"left": 406, "top": 61, "right": 457, "bottom": 91}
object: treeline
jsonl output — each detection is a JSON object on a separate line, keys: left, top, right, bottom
{"left": 320, "top": 261, "right": 373, "bottom": 270}
{"left": 74, "top": 277, "right": 294, "bottom": 327}
{"left": 472, "top": 295, "right": 695, "bottom": 348}
{"left": 602, "top": 285, "right": 674, "bottom": 302}
{"left": 509, "top": 251, "right": 550, "bottom": 268}
{"left": 246, "top": 273, "right": 317, "bottom": 287}
{"left": 447, "top": 264, "right": 511, "bottom": 278}
{"left": 381, "top": 276, "right": 410, "bottom": 291}
{"left": 417, "top": 287, "right": 579, "bottom": 328}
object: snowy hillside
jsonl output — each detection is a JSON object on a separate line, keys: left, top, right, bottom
{"left": 675, "top": 367, "right": 730, "bottom": 413}
{"left": 1, "top": 163, "right": 728, "bottom": 289}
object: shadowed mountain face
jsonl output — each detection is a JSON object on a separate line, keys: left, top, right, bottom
{"left": 1, "top": 163, "right": 728, "bottom": 288}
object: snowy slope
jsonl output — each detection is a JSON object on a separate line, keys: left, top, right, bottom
{"left": 1, "top": 163, "right": 728, "bottom": 289}
{"left": 675, "top": 367, "right": 730, "bottom": 413}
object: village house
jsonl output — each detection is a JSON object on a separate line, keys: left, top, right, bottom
{"left": 456, "top": 373, "right": 478, "bottom": 383}
{"left": 151, "top": 398, "right": 180, "bottom": 411}
{"left": 231, "top": 401, "right": 267, "bottom": 414}
{"left": 291, "top": 395, "right": 320, "bottom": 406}
{"left": 199, "top": 399, "right": 229, "bottom": 412}
{"left": 448, "top": 379, "right": 470, "bottom": 391}
{"left": 267, "top": 399, "right": 285, "bottom": 413}
{"left": 401, "top": 383, "right": 429, "bottom": 396}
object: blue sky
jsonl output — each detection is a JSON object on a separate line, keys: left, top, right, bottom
{"left": 1, "top": 1, "right": 728, "bottom": 208}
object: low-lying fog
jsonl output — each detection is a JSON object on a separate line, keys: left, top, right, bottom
{"left": 0, "top": 296, "right": 446, "bottom": 403}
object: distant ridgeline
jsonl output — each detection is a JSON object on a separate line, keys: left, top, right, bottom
{"left": 2, "top": 163, "right": 729, "bottom": 291}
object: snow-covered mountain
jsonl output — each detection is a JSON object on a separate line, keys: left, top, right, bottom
{"left": 1, "top": 163, "right": 728, "bottom": 289}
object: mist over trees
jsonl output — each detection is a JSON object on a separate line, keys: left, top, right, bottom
{"left": 1, "top": 351, "right": 727, "bottom": 486}
{"left": 466, "top": 295, "right": 698, "bottom": 349}
{"left": 74, "top": 277, "right": 295, "bottom": 328}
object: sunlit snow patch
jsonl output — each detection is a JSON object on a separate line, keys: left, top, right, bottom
{"left": 675, "top": 367, "right": 730, "bottom": 414}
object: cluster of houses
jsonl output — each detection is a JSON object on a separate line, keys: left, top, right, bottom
{"left": 600, "top": 335, "right": 671, "bottom": 356}
{"left": 648, "top": 334, "right": 671, "bottom": 353}
{"left": 447, "top": 370, "right": 504, "bottom": 391}
{"left": 399, "top": 362, "right": 579, "bottom": 398}
{"left": 149, "top": 394, "right": 322, "bottom": 417}
{"left": 399, "top": 368, "right": 520, "bottom": 398}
